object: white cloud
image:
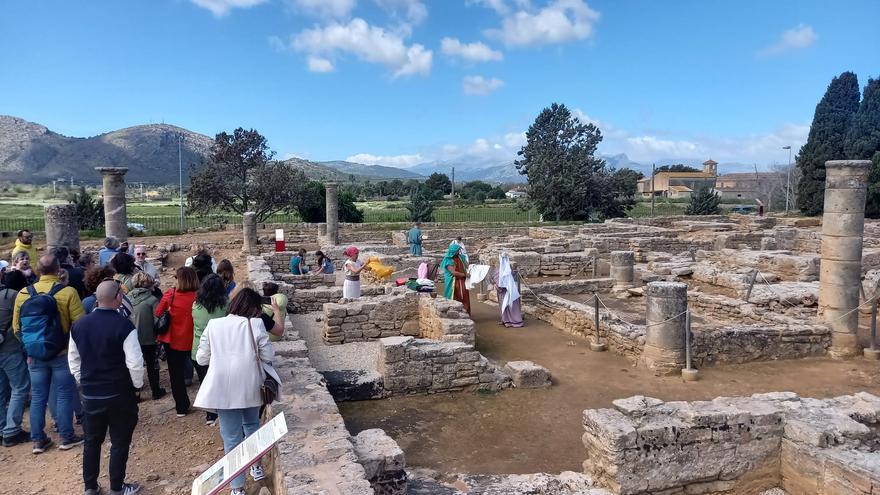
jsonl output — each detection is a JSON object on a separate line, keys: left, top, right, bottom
{"left": 346, "top": 152, "right": 424, "bottom": 167}
{"left": 503, "top": 132, "right": 526, "bottom": 148}
{"left": 307, "top": 56, "right": 335, "bottom": 72}
{"left": 624, "top": 136, "right": 702, "bottom": 159}
{"left": 286, "top": 0, "right": 357, "bottom": 18}
{"left": 189, "top": 0, "right": 267, "bottom": 17}
{"left": 375, "top": 0, "right": 427, "bottom": 24}
{"left": 757, "top": 24, "right": 817, "bottom": 57}
{"left": 573, "top": 108, "right": 628, "bottom": 139}
{"left": 463, "top": 75, "right": 505, "bottom": 95}
{"left": 484, "top": 0, "right": 600, "bottom": 47}
{"left": 291, "top": 18, "right": 432, "bottom": 77}
{"left": 441, "top": 38, "right": 504, "bottom": 63}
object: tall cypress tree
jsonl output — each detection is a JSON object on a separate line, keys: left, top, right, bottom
{"left": 843, "top": 78, "right": 880, "bottom": 217}
{"left": 796, "top": 72, "right": 861, "bottom": 216}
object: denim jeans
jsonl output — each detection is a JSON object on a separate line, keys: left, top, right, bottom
{"left": 217, "top": 407, "right": 261, "bottom": 489}
{"left": 0, "top": 351, "right": 30, "bottom": 437}
{"left": 48, "top": 377, "right": 82, "bottom": 424}
{"left": 29, "top": 354, "right": 77, "bottom": 442}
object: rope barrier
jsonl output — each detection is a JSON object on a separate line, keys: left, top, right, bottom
{"left": 755, "top": 272, "right": 799, "bottom": 309}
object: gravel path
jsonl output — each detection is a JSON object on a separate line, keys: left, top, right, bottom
{"left": 292, "top": 312, "right": 380, "bottom": 372}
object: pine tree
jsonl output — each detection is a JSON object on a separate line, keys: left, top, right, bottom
{"left": 406, "top": 187, "right": 434, "bottom": 222}
{"left": 685, "top": 186, "right": 721, "bottom": 215}
{"left": 843, "top": 78, "right": 880, "bottom": 217}
{"left": 797, "top": 72, "right": 861, "bottom": 216}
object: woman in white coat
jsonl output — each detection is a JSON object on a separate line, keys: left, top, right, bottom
{"left": 193, "top": 287, "right": 280, "bottom": 495}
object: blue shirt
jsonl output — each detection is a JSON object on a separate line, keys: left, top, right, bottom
{"left": 290, "top": 255, "right": 307, "bottom": 275}
{"left": 98, "top": 248, "right": 116, "bottom": 267}
{"left": 321, "top": 259, "right": 334, "bottom": 274}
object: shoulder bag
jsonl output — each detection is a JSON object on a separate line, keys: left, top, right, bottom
{"left": 247, "top": 317, "right": 279, "bottom": 405}
{"left": 155, "top": 289, "right": 175, "bottom": 335}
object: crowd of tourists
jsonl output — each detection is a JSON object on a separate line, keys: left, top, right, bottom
{"left": 0, "top": 230, "right": 283, "bottom": 495}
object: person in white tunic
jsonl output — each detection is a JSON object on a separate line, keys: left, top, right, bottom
{"left": 193, "top": 287, "right": 280, "bottom": 495}
{"left": 342, "top": 246, "right": 371, "bottom": 299}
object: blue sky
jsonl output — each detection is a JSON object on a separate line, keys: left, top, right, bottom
{"left": 1, "top": 0, "right": 878, "bottom": 172}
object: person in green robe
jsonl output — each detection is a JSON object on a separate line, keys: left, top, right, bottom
{"left": 407, "top": 222, "right": 423, "bottom": 256}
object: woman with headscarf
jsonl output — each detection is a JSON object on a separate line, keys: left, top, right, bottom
{"left": 342, "top": 247, "right": 370, "bottom": 299}
{"left": 440, "top": 243, "right": 470, "bottom": 314}
{"left": 492, "top": 253, "right": 523, "bottom": 327}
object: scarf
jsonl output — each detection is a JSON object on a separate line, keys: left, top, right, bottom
{"left": 439, "top": 243, "right": 463, "bottom": 300}
{"left": 498, "top": 253, "right": 520, "bottom": 312}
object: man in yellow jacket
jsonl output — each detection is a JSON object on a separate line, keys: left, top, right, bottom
{"left": 12, "top": 254, "right": 85, "bottom": 454}
{"left": 10, "top": 229, "right": 38, "bottom": 262}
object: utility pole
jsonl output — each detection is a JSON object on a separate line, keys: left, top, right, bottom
{"left": 782, "top": 146, "right": 792, "bottom": 213}
{"left": 178, "top": 134, "right": 185, "bottom": 231}
{"left": 650, "top": 163, "right": 656, "bottom": 217}
{"left": 451, "top": 166, "right": 455, "bottom": 222}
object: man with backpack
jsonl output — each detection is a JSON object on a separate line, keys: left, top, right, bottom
{"left": 0, "top": 270, "right": 30, "bottom": 447}
{"left": 12, "top": 254, "right": 85, "bottom": 454}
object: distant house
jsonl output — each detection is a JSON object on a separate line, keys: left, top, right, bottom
{"left": 715, "top": 172, "right": 780, "bottom": 200}
{"left": 637, "top": 159, "right": 718, "bottom": 199}
{"left": 505, "top": 190, "right": 528, "bottom": 199}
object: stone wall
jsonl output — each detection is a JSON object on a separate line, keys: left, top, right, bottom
{"left": 321, "top": 292, "right": 476, "bottom": 345}
{"left": 377, "top": 336, "right": 510, "bottom": 395}
{"left": 478, "top": 250, "right": 599, "bottom": 277}
{"left": 697, "top": 249, "right": 820, "bottom": 282}
{"left": 691, "top": 325, "right": 830, "bottom": 366}
{"left": 582, "top": 392, "right": 880, "bottom": 495}
{"left": 292, "top": 286, "right": 388, "bottom": 314}
{"left": 322, "top": 292, "right": 421, "bottom": 344}
{"left": 523, "top": 295, "right": 645, "bottom": 359}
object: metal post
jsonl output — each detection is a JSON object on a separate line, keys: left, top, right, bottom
{"left": 590, "top": 294, "right": 606, "bottom": 352}
{"left": 681, "top": 310, "right": 698, "bottom": 380}
{"left": 178, "top": 134, "right": 185, "bottom": 232}
{"left": 592, "top": 255, "right": 598, "bottom": 278}
{"left": 866, "top": 298, "right": 880, "bottom": 360}
{"left": 745, "top": 269, "right": 758, "bottom": 302}
{"left": 451, "top": 166, "right": 455, "bottom": 223}
{"left": 650, "top": 163, "right": 656, "bottom": 218}
{"left": 783, "top": 146, "right": 792, "bottom": 213}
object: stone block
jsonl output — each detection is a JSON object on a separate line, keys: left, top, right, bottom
{"left": 503, "top": 360, "right": 551, "bottom": 388}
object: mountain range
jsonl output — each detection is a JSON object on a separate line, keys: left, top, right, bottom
{"left": 0, "top": 115, "right": 749, "bottom": 185}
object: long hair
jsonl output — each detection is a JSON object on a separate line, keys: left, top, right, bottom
{"left": 315, "top": 250, "right": 326, "bottom": 267}
{"left": 110, "top": 252, "right": 136, "bottom": 276}
{"left": 196, "top": 274, "right": 228, "bottom": 313}
{"left": 217, "top": 259, "right": 234, "bottom": 286}
{"left": 227, "top": 287, "right": 263, "bottom": 318}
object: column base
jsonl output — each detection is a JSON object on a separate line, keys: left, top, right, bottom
{"left": 829, "top": 332, "right": 860, "bottom": 359}
{"left": 681, "top": 368, "right": 699, "bottom": 381}
{"left": 863, "top": 348, "right": 880, "bottom": 360}
{"left": 640, "top": 344, "right": 684, "bottom": 376}
{"left": 590, "top": 342, "right": 607, "bottom": 352}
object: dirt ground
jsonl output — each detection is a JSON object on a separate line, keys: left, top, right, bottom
{"left": 339, "top": 299, "right": 880, "bottom": 475}
{"left": 0, "top": 232, "right": 266, "bottom": 495}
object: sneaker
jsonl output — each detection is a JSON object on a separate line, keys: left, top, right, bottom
{"left": 250, "top": 464, "right": 266, "bottom": 481}
{"left": 84, "top": 488, "right": 101, "bottom": 495}
{"left": 59, "top": 434, "right": 85, "bottom": 450}
{"left": 205, "top": 418, "right": 216, "bottom": 426}
{"left": 110, "top": 482, "right": 141, "bottom": 495}
{"left": 32, "top": 437, "right": 53, "bottom": 454}
{"left": 230, "top": 489, "right": 246, "bottom": 495}
{"left": 152, "top": 388, "right": 167, "bottom": 400}
{"left": 3, "top": 430, "right": 30, "bottom": 447}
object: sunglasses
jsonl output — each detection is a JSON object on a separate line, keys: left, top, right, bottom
{"left": 136, "top": 253, "right": 147, "bottom": 256}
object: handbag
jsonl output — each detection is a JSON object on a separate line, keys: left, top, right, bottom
{"left": 155, "top": 289, "right": 175, "bottom": 335}
{"left": 247, "top": 318, "right": 279, "bottom": 405}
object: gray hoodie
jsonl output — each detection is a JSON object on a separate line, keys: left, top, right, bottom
{"left": 128, "top": 287, "right": 159, "bottom": 346}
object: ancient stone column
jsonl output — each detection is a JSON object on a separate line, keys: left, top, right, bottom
{"left": 819, "top": 160, "right": 872, "bottom": 358}
{"left": 242, "top": 212, "right": 257, "bottom": 254}
{"left": 641, "top": 281, "right": 687, "bottom": 375}
{"left": 325, "top": 182, "right": 339, "bottom": 246}
{"left": 96, "top": 167, "right": 129, "bottom": 241}
{"left": 44, "top": 204, "right": 80, "bottom": 253}
{"left": 610, "top": 251, "right": 635, "bottom": 289}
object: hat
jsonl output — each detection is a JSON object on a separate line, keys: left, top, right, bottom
{"left": 0, "top": 260, "right": 8, "bottom": 271}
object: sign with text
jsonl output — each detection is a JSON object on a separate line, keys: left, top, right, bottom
{"left": 191, "top": 412, "right": 288, "bottom": 495}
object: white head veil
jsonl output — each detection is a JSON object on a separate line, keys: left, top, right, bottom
{"left": 498, "top": 252, "right": 520, "bottom": 312}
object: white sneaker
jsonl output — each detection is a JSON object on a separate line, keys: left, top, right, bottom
{"left": 250, "top": 464, "right": 266, "bottom": 481}
{"left": 230, "top": 489, "right": 246, "bottom": 495}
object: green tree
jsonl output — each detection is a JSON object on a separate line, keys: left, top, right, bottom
{"left": 488, "top": 186, "right": 507, "bottom": 200}
{"left": 685, "top": 186, "right": 721, "bottom": 215}
{"left": 423, "top": 172, "right": 452, "bottom": 200}
{"left": 656, "top": 164, "right": 700, "bottom": 173}
{"left": 67, "top": 186, "right": 104, "bottom": 230}
{"left": 459, "top": 180, "right": 494, "bottom": 202}
{"left": 406, "top": 187, "right": 434, "bottom": 222}
{"left": 843, "top": 78, "right": 880, "bottom": 218}
{"left": 188, "top": 128, "right": 307, "bottom": 221}
{"left": 797, "top": 72, "right": 861, "bottom": 216}
{"left": 609, "top": 168, "right": 642, "bottom": 214}
{"left": 295, "top": 181, "right": 364, "bottom": 223}
{"left": 516, "top": 103, "right": 629, "bottom": 220}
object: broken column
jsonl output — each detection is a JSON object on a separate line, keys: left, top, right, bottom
{"left": 610, "top": 250, "right": 635, "bottom": 289}
{"left": 44, "top": 204, "right": 80, "bottom": 253}
{"left": 819, "top": 159, "right": 872, "bottom": 358}
{"left": 242, "top": 212, "right": 257, "bottom": 254}
{"left": 95, "top": 167, "right": 129, "bottom": 241}
{"left": 641, "top": 281, "right": 687, "bottom": 375}
{"left": 325, "top": 182, "right": 339, "bottom": 246}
